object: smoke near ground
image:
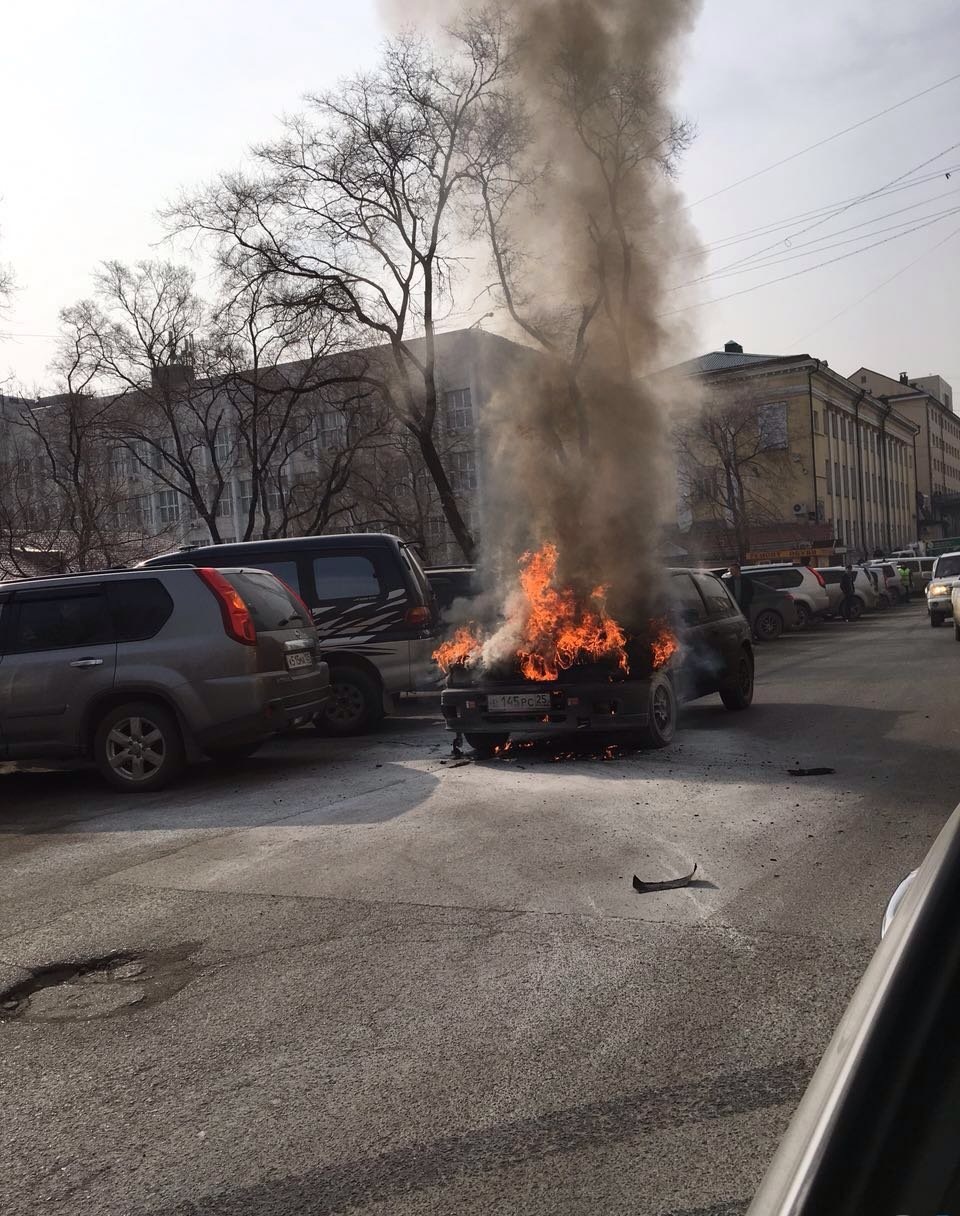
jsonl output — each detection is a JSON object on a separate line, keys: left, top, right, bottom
{"left": 389, "top": 0, "right": 703, "bottom": 664}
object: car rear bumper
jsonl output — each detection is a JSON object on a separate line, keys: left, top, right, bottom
{"left": 440, "top": 680, "right": 655, "bottom": 735}
{"left": 194, "top": 661, "right": 331, "bottom": 745}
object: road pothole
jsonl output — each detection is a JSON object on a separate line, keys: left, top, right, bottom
{"left": 0, "top": 944, "right": 201, "bottom": 1023}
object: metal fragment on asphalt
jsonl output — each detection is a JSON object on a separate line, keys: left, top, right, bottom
{"left": 632, "top": 863, "right": 698, "bottom": 893}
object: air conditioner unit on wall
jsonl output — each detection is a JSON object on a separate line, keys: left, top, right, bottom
{"left": 792, "top": 502, "right": 807, "bottom": 515}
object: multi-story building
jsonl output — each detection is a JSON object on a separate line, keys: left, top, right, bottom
{"left": 669, "top": 341, "right": 919, "bottom": 564}
{"left": 848, "top": 366, "right": 958, "bottom": 537}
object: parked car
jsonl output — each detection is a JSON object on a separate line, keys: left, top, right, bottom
{"left": 721, "top": 575, "right": 798, "bottom": 641}
{"left": 0, "top": 566, "right": 330, "bottom": 791}
{"left": 739, "top": 564, "right": 830, "bottom": 626}
{"left": 747, "top": 799, "right": 960, "bottom": 1215}
{"left": 441, "top": 569, "right": 754, "bottom": 755}
{"left": 867, "top": 561, "right": 904, "bottom": 605}
{"left": 925, "top": 551, "right": 960, "bottom": 627}
{"left": 425, "top": 565, "right": 480, "bottom": 615}
{"left": 818, "top": 566, "right": 879, "bottom": 618}
{"left": 141, "top": 533, "right": 438, "bottom": 734}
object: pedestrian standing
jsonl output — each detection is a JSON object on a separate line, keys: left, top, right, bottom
{"left": 724, "top": 562, "right": 754, "bottom": 615}
{"left": 898, "top": 562, "right": 912, "bottom": 603}
{"left": 840, "top": 564, "right": 858, "bottom": 621}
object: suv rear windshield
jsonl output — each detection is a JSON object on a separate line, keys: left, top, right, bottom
{"left": 223, "top": 571, "right": 311, "bottom": 631}
{"left": 750, "top": 568, "right": 803, "bottom": 590}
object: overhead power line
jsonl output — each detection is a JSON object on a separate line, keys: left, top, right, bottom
{"left": 685, "top": 69, "right": 960, "bottom": 210}
{"left": 790, "top": 223, "right": 960, "bottom": 348}
{"left": 659, "top": 207, "right": 960, "bottom": 318}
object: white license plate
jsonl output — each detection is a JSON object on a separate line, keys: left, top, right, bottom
{"left": 285, "top": 651, "right": 314, "bottom": 670}
{"left": 487, "top": 692, "right": 551, "bottom": 712}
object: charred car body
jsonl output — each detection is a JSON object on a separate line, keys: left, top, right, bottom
{"left": 440, "top": 568, "right": 754, "bottom": 755}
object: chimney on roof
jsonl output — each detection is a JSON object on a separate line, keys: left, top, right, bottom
{"left": 724, "top": 339, "right": 743, "bottom": 354}
{"left": 899, "top": 372, "right": 909, "bottom": 384}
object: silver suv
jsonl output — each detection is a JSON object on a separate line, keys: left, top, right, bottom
{"left": 739, "top": 564, "right": 830, "bottom": 627}
{"left": 0, "top": 566, "right": 330, "bottom": 791}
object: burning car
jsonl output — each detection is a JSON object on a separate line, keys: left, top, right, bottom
{"left": 435, "top": 548, "right": 754, "bottom": 757}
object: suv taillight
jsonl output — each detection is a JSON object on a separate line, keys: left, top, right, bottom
{"left": 196, "top": 568, "right": 257, "bottom": 645}
{"left": 807, "top": 566, "right": 826, "bottom": 587}
{"left": 405, "top": 605, "right": 431, "bottom": 627}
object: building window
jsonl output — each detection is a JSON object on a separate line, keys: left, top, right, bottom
{"left": 216, "top": 491, "right": 233, "bottom": 518}
{"left": 450, "top": 450, "right": 477, "bottom": 491}
{"left": 835, "top": 461, "right": 841, "bottom": 496}
{"left": 155, "top": 489, "right": 181, "bottom": 525}
{"left": 109, "top": 447, "right": 129, "bottom": 481}
{"left": 425, "top": 516, "right": 447, "bottom": 545}
{"left": 825, "top": 459, "right": 832, "bottom": 493}
{"left": 842, "top": 465, "right": 849, "bottom": 497}
{"left": 317, "top": 409, "right": 346, "bottom": 450}
{"left": 212, "top": 427, "right": 233, "bottom": 467}
{"left": 757, "top": 401, "right": 788, "bottom": 450}
{"left": 813, "top": 410, "right": 820, "bottom": 433}
{"left": 445, "top": 388, "right": 474, "bottom": 433}
{"left": 831, "top": 412, "right": 838, "bottom": 439}
{"left": 238, "top": 479, "right": 254, "bottom": 514}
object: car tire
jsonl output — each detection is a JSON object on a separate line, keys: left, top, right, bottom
{"left": 753, "top": 609, "right": 783, "bottom": 641}
{"left": 931, "top": 612, "right": 944, "bottom": 628}
{"left": 464, "top": 732, "right": 510, "bottom": 758}
{"left": 93, "top": 701, "right": 186, "bottom": 793}
{"left": 795, "top": 602, "right": 812, "bottom": 628}
{"left": 849, "top": 597, "right": 864, "bottom": 621}
{"left": 203, "top": 742, "right": 262, "bottom": 764}
{"left": 315, "top": 667, "right": 384, "bottom": 735}
{"left": 719, "top": 649, "right": 755, "bottom": 711}
{"left": 636, "top": 673, "right": 677, "bottom": 748}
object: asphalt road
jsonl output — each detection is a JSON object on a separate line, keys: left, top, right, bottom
{"left": 2, "top": 602, "right": 957, "bottom": 1216}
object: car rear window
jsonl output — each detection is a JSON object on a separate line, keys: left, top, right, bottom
{"left": 821, "top": 570, "right": 842, "bottom": 585}
{"left": 245, "top": 560, "right": 301, "bottom": 594}
{"left": 669, "top": 572, "right": 707, "bottom": 623}
{"left": 108, "top": 579, "right": 174, "bottom": 642}
{"left": 751, "top": 569, "right": 803, "bottom": 590}
{"left": 222, "top": 571, "right": 311, "bottom": 631}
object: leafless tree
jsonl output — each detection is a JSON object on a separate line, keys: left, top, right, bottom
{"left": 62, "top": 259, "right": 381, "bottom": 543}
{"left": 168, "top": 14, "right": 514, "bottom": 561}
{"left": 674, "top": 395, "right": 789, "bottom": 563}
{"left": 0, "top": 319, "right": 165, "bottom": 575}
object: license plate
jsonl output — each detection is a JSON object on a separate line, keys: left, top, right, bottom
{"left": 487, "top": 692, "right": 551, "bottom": 712}
{"left": 285, "top": 651, "right": 314, "bottom": 670}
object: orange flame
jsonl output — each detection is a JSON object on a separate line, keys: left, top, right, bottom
{"left": 433, "top": 624, "right": 482, "bottom": 673}
{"left": 650, "top": 619, "right": 679, "bottom": 669}
{"left": 516, "top": 543, "right": 628, "bottom": 681}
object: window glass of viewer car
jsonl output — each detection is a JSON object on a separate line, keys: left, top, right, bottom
{"left": 669, "top": 573, "right": 707, "bottom": 623}
{"left": 312, "top": 554, "right": 383, "bottom": 600}
{"left": 107, "top": 580, "right": 174, "bottom": 642}
{"left": 10, "top": 592, "right": 112, "bottom": 652}
{"left": 692, "top": 573, "right": 738, "bottom": 617}
{"left": 222, "top": 572, "right": 311, "bottom": 630}
{"left": 751, "top": 569, "right": 802, "bottom": 590}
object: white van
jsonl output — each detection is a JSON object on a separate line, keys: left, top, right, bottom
{"left": 926, "top": 552, "right": 960, "bottom": 627}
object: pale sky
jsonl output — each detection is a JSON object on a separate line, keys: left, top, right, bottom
{"left": 2, "top": 0, "right": 959, "bottom": 390}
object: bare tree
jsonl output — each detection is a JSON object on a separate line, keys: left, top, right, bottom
{"left": 0, "top": 319, "right": 165, "bottom": 575}
{"left": 675, "top": 395, "right": 789, "bottom": 563}
{"left": 63, "top": 259, "right": 379, "bottom": 544}
{"left": 169, "top": 14, "right": 514, "bottom": 561}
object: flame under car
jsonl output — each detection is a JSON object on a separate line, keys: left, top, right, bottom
{"left": 439, "top": 569, "right": 754, "bottom": 756}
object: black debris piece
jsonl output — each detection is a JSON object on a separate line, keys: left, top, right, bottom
{"left": 632, "top": 863, "right": 697, "bottom": 894}
{"left": 787, "top": 767, "right": 835, "bottom": 776}
{"left": 451, "top": 733, "right": 464, "bottom": 759}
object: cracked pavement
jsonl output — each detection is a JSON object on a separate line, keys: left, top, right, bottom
{"left": 1, "top": 604, "right": 956, "bottom": 1214}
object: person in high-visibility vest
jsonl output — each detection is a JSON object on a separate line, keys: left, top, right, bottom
{"left": 898, "top": 563, "right": 912, "bottom": 603}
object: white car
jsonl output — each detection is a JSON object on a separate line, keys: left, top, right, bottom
{"left": 926, "top": 551, "right": 960, "bottom": 627}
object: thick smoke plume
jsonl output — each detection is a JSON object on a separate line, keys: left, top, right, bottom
{"left": 387, "top": 0, "right": 702, "bottom": 666}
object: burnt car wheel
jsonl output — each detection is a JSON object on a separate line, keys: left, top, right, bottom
{"left": 636, "top": 673, "right": 677, "bottom": 749}
{"left": 464, "top": 732, "right": 509, "bottom": 758}
{"left": 316, "top": 667, "right": 384, "bottom": 736}
{"left": 753, "top": 608, "right": 783, "bottom": 641}
{"left": 93, "top": 701, "right": 186, "bottom": 793}
{"left": 719, "top": 649, "right": 754, "bottom": 711}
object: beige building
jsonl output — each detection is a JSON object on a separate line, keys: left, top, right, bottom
{"left": 848, "top": 366, "right": 957, "bottom": 537}
{"left": 671, "top": 341, "right": 919, "bottom": 563}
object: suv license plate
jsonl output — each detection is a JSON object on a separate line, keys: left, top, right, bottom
{"left": 487, "top": 692, "right": 551, "bottom": 712}
{"left": 286, "top": 651, "right": 314, "bottom": 670}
